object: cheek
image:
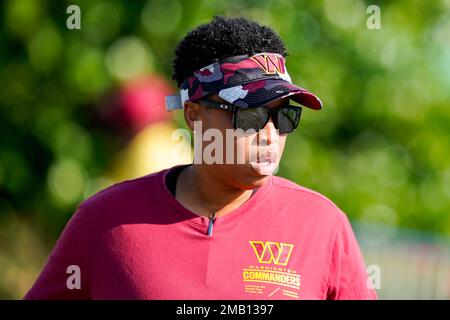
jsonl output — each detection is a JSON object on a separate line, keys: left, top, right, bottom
{"left": 230, "top": 134, "right": 250, "bottom": 163}
{"left": 207, "top": 110, "right": 233, "bottom": 131}
{"left": 242, "top": 133, "right": 257, "bottom": 158}
{"left": 278, "top": 135, "right": 287, "bottom": 153}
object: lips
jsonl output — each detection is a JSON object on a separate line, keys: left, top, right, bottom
{"left": 249, "top": 160, "right": 278, "bottom": 175}
{"left": 249, "top": 148, "right": 279, "bottom": 175}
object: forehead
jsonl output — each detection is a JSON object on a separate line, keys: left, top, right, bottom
{"left": 209, "top": 93, "right": 289, "bottom": 109}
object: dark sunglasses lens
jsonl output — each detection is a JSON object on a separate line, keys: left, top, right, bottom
{"left": 276, "top": 107, "right": 302, "bottom": 134}
{"left": 235, "top": 108, "right": 270, "bottom": 131}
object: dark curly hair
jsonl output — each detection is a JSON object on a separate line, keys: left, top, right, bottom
{"left": 171, "top": 16, "right": 289, "bottom": 87}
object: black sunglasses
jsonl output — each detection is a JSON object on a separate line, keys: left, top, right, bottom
{"left": 197, "top": 99, "right": 302, "bottom": 134}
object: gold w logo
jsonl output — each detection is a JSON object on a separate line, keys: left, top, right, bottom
{"left": 250, "top": 54, "right": 286, "bottom": 76}
{"left": 249, "top": 241, "right": 294, "bottom": 266}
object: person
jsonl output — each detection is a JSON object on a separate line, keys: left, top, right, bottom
{"left": 25, "top": 16, "right": 377, "bottom": 300}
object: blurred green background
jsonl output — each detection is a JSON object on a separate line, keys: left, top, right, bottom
{"left": 1, "top": 0, "right": 449, "bottom": 299}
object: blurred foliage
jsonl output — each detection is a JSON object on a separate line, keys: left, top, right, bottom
{"left": 1, "top": 0, "right": 450, "bottom": 298}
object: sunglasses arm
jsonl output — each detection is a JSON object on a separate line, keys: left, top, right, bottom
{"left": 197, "top": 99, "right": 238, "bottom": 112}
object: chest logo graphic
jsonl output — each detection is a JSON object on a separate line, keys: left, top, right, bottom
{"left": 249, "top": 241, "right": 294, "bottom": 266}
{"left": 243, "top": 240, "right": 300, "bottom": 298}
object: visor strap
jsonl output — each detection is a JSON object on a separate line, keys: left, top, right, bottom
{"left": 165, "top": 94, "right": 183, "bottom": 111}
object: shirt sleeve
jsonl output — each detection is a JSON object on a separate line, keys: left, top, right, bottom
{"left": 23, "top": 205, "right": 90, "bottom": 300}
{"left": 325, "top": 211, "right": 378, "bottom": 300}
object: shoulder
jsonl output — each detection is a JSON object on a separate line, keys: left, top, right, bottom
{"left": 271, "top": 175, "right": 348, "bottom": 223}
{"left": 77, "top": 167, "right": 169, "bottom": 216}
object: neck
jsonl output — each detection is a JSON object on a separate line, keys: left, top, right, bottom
{"left": 177, "top": 164, "right": 255, "bottom": 218}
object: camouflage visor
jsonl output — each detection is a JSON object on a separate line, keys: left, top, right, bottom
{"left": 165, "top": 52, "right": 322, "bottom": 111}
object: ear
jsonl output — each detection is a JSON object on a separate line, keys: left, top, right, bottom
{"left": 183, "top": 101, "right": 202, "bottom": 132}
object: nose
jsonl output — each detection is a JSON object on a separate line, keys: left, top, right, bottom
{"left": 260, "top": 118, "right": 277, "bottom": 145}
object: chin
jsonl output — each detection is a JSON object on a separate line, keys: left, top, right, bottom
{"left": 239, "top": 171, "right": 271, "bottom": 190}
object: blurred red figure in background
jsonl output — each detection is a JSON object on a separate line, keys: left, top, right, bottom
{"left": 98, "top": 74, "right": 173, "bottom": 135}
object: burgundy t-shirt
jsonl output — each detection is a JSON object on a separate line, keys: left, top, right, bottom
{"left": 24, "top": 164, "right": 377, "bottom": 300}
